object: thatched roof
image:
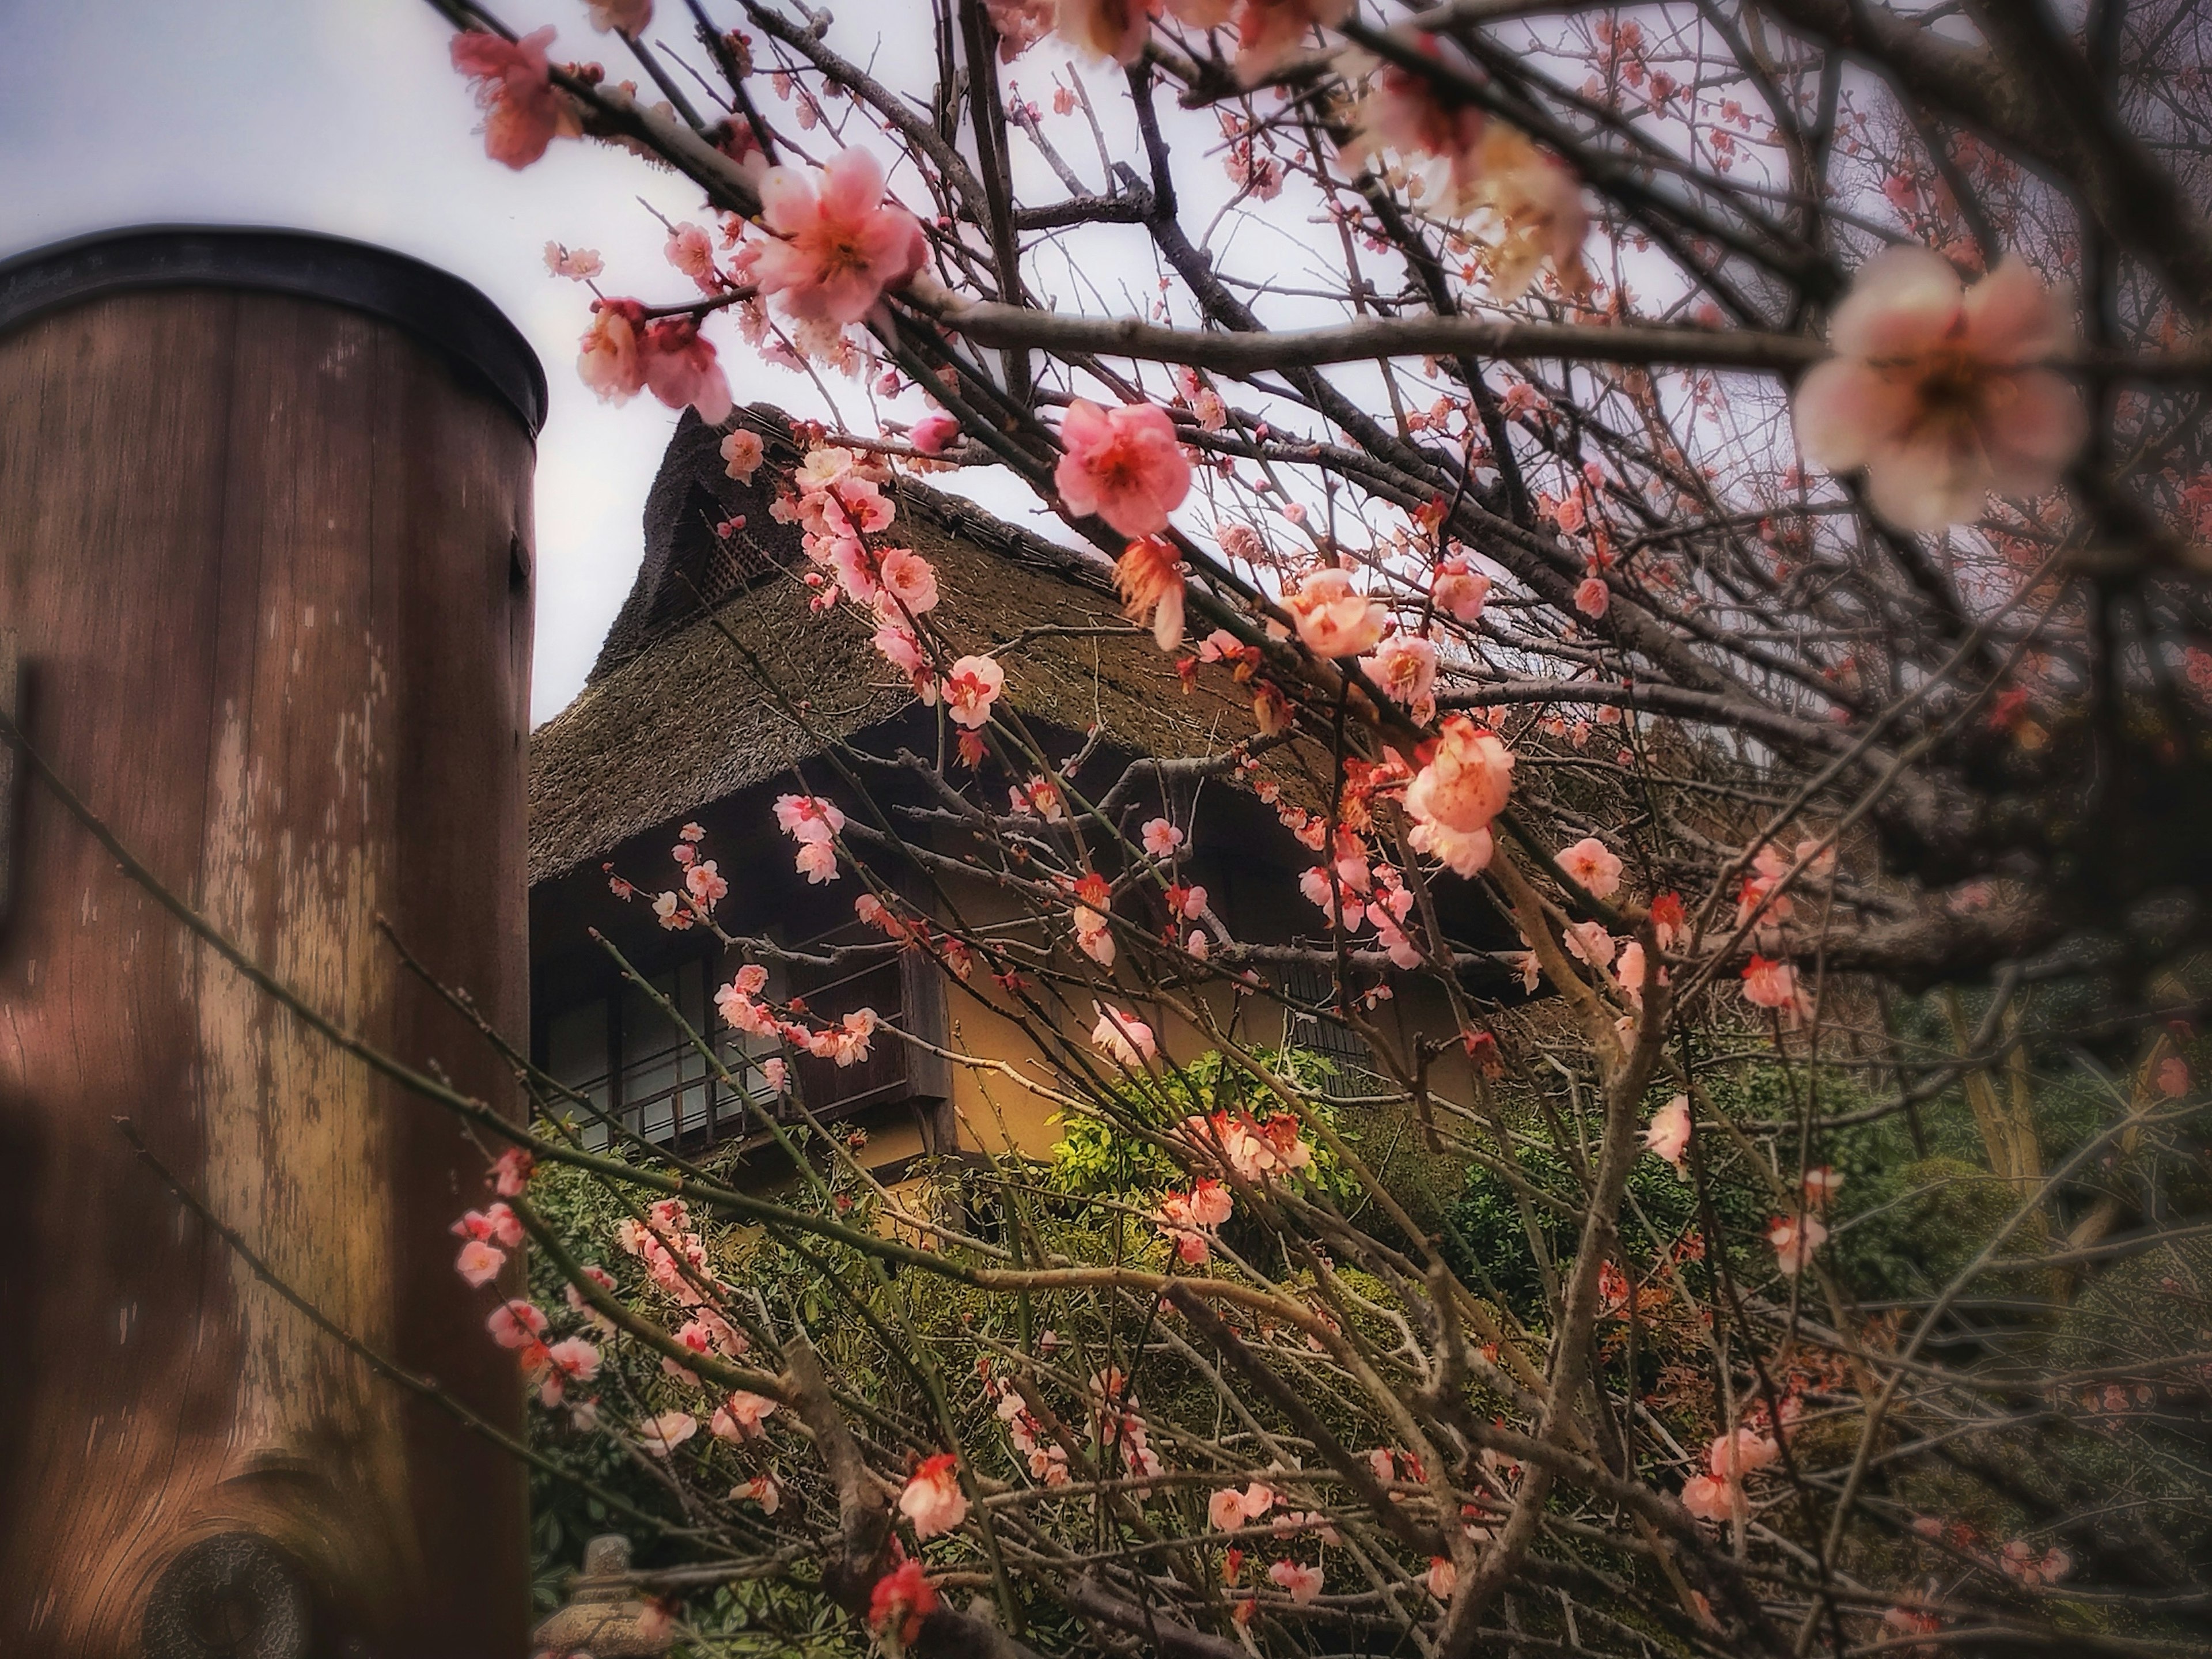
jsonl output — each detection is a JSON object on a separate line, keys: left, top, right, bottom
{"left": 527, "top": 407, "right": 1259, "bottom": 885}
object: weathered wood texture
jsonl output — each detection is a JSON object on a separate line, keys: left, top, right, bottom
{"left": 0, "top": 284, "right": 535, "bottom": 1656}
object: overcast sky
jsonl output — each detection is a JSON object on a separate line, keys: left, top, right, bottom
{"left": 0, "top": 0, "right": 889, "bottom": 725}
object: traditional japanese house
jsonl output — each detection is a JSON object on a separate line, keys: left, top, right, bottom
{"left": 525, "top": 407, "right": 1511, "bottom": 1189}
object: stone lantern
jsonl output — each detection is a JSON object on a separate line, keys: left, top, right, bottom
{"left": 532, "top": 1536, "right": 675, "bottom": 1657}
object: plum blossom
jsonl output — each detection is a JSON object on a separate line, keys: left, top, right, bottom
{"left": 942, "top": 655, "right": 1005, "bottom": 729}
{"left": 1056, "top": 402, "right": 1191, "bottom": 539}
{"left": 1346, "top": 42, "right": 1489, "bottom": 214}
{"left": 1286, "top": 568, "right": 1387, "bottom": 658}
{"left": 1406, "top": 716, "right": 1514, "bottom": 835}
{"left": 1802, "top": 1165, "right": 1844, "bottom": 1208}
{"left": 710, "top": 1391, "right": 780, "bottom": 1441}
{"left": 684, "top": 859, "right": 727, "bottom": 909}
{"left": 585, "top": 0, "right": 652, "bottom": 32}
{"left": 1426, "top": 1556, "right": 1457, "bottom": 1599}
{"left": 543, "top": 242, "right": 603, "bottom": 279}
{"left": 984, "top": 0, "right": 1057, "bottom": 58}
{"left": 1643, "top": 1094, "right": 1691, "bottom": 1175}
{"left": 1092, "top": 1003, "right": 1158, "bottom": 1067}
{"left": 1558, "top": 835, "right": 1624, "bottom": 899}
{"left": 1230, "top": 0, "right": 1350, "bottom": 84}
{"left": 491, "top": 1146, "right": 535, "bottom": 1196}
{"left": 1267, "top": 1558, "right": 1325, "bottom": 1604}
{"left": 1465, "top": 123, "right": 1590, "bottom": 301}
{"left": 869, "top": 1560, "right": 938, "bottom": 1647}
{"left": 1055, "top": 0, "right": 1156, "bottom": 64}
{"left": 640, "top": 316, "right": 733, "bottom": 424}
{"left": 1767, "top": 1213, "right": 1828, "bottom": 1275}
{"left": 1708, "top": 1427, "right": 1781, "bottom": 1480}
{"left": 1432, "top": 555, "right": 1490, "bottom": 623}
{"left": 750, "top": 148, "right": 928, "bottom": 325}
{"left": 1791, "top": 248, "right": 2085, "bottom": 531}
{"left": 1742, "top": 955, "right": 1812, "bottom": 1025}
{"left": 450, "top": 28, "right": 578, "bottom": 170}
{"left": 1115, "top": 535, "right": 1187, "bottom": 650}
{"left": 908, "top": 411, "right": 961, "bottom": 455}
{"left": 1574, "top": 575, "right": 1610, "bottom": 619}
{"left": 1681, "top": 1472, "right": 1734, "bottom": 1522}
{"left": 899, "top": 1453, "right": 970, "bottom": 1539}
{"left": 664, "top": 221, "right": 718, "bottom": 293}
{"left": 1358, "top": 634, "right": 1437, "bottom": 718}
{"left": 578, "top": 299, "right": 646, "bottom": 404}
{"left": 1209, "top": 1482, "right": 1275, "bottom": 1529}
{"left": 452, "top": 1204, "right": 523, "bottom": 1286}
{"left": 1142, "top": 818, "right": 1184, "bottom": 858}
{"left": 638, "top": 1410, "right": 699, "bottom": 1455}
{"left": 1071, "top": 872, "right": 1117, "bottom": 966}
{"left": 721, "top": 429, "right": 765, "bottom": 482}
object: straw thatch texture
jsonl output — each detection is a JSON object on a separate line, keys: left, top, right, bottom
{"left": 528, "top": 408, "right": 1262, "bottom": 884}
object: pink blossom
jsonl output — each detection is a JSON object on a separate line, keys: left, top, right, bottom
{"left": 578, "top": 299, "right": 647, "bottom": 404}
{"left": 540, "top": 1337, "right": 601, "bottom": 1402}
{"left": 487, "top": 1299, "right": 547, "bottom": 1349}
{"left": 876, "top": 548, "right": 941, "bottom": 616}
{"left": 738, "top": 1471, "right": 781, "bottom": 1512}
{"left": 1792, "top": 248, "right": 2085, "bottom": 531}
{"left": 1643, "top": 1094, "right": 1691, "bottom": 1174}
{"left": 1406, "top": 715, "right": 1514, "bottom": 834}
{"left": 1188, "top": 1178, "right": 1232, "bottom": 1226}
{"left": 1142, "top": 818, "right": 1184, "bottom": 858}
{"left": 908, "top": 411, "right": 962, "bottom": 454}
{"left": 1208, "top": 1486, "right": 1251, "bottom": 1530}
{"left": 1574, "top": 575, "right": 1610, "bottom": 619}
{"left": 874, "top": 622, "right": 935, "bottom": 700}
{"left": 1708, "top": 1427, "right": 1781, "bottom": 1480}
{"left": 1556, "top": 835, "right": 1624, "bottom": 899}
{"left": 1767, "top": 1214, "right": 1828, "bottom": 1275}
{"left": 1358, "top": 634, "right": 1437, "bottom": 716}
{"left": 984, "top": 0, "right": 1056, "bottom": 58}
{"left": 942, "top": 655, "right": 1005, "bottom": 729}
{"left": 710, "top": 1391, "right": 780, "bottom": 1441}
{"left": 869, "top": 1560, "right": 938, "bottom": 1647}
{"left": 665, "top": 221, "right": 718, "bottom": 293}
{"left": 721, "top": 429, "right": 766, "bottom": 482}
{"left": 776, "top": 793, "right": 847, "bottom": 843}
{"left": 1466, "top": 123, "right": 1590, "bottom": 301}
{"left": 763, "top": 1056, "right": 788, "bottom": 1092}
{"left": 1230, "top": 0, "right": 1349, "bottom": 84}
{"left": 752, "top": 148, "right": 929, "bottom": 325}
{"left": 641, "top": 316, "right": 732, "bottom": 424}
{"left": 1680, "top": 1472, "right": 1735, "bottom": 1522}
{"left": 1092, "top": 1003, "right": 1158, "bottom": 1067}
{"left": 544, "top": 242, "right": 603, "bottom": 279}
{"left": 639, "top": 1410, "right": 699, "bottom": 1455}
{"left": 1286, "top": 567, "right": 1387, "bottom": 658}
{"left": 1802, "top": 1165, "right": 1844, "bottom": 1208}
{"left": 1425, "top": 1556, "right": 1457, "bottom": 1599}
{"left": 794, "top": 840, "right": 839, "bottom": 883}
{"left": 1267, "top": 1558, "right": 1325, "bottom": 1605}
{"left": 584, "top": 0, "right": 652, "bottom": 33}
{"left": 491, "top": 1146, "right": 535, "bottom": 1197}
{"left": 1741, "top": 955, "right": 1809, "bottom": 1024}
{"left": 1563, "top": 919, "right": 1616, "bottom": 968}
{"left": 1055, "top": 400, "right": 1192, "bottom": 537}
{"left": 684, "top": 859, "right": 728, "bottom": 908}
{"left": 1432, "top": 556, "right": 1490, "bottom": 623}
{"left": 450, "top": 28, "right": 576, "bottom": 170}
{"left": 1055, "top": 0, "right": 1156, "bottom": 65}
{"left": 1115, "top": 535, "right": 1187, "bottom": 650}
{"left": 899, "top": 1453, "right": 971, "bottom": 1539}
{"left": 2157, "top": 1056, "right": 2191, "bottom": 1097}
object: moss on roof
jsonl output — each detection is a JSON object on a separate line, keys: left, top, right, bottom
{"left": 527, "top": 407, "right": 1264, "bottom": 884}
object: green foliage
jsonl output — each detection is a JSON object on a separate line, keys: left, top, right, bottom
{"left": 1046, "top": 1046, "right": 1362, "bottom": 1205}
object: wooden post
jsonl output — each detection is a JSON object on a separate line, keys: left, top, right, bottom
{"left": 0, "top": 229, "right": 543, "bottom": 1657}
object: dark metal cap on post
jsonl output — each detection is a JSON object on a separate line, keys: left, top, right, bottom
{"left": 0, "top": 225, "right": 548, "bottom": 436}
